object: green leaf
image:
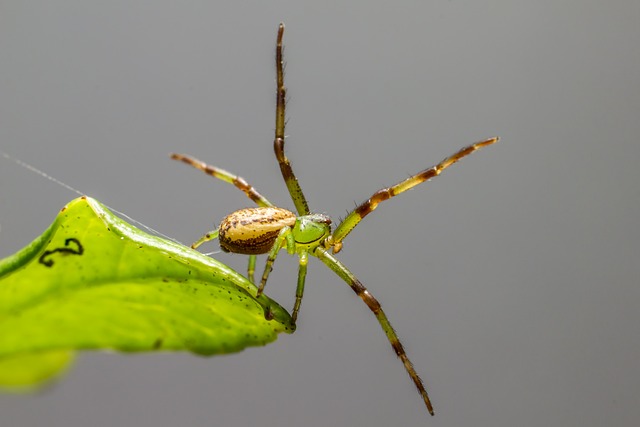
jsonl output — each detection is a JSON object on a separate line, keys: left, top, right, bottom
{"left": 0, "top": 196, "right": 294, "bottom": 389}
{"left": 0, "top": 351, "right": 74, "bottom": 392}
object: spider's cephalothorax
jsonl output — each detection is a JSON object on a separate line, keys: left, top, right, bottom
{"left": 170, "top": 22, "right": 500, "bottom": 417}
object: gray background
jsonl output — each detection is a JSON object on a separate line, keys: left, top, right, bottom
{"left": 1, "top": 1, "right": 638, "bottom": 426}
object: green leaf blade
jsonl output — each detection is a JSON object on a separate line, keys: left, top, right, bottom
{"left": 0, "top": 350, "right": 74, "bottom": 392}
{"left": 0, "top": 197, "right": 294, "bottom": 388}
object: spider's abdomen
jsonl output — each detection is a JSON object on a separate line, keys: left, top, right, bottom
{"left": 219, "top": 207, "right": 296, "bottom": 255}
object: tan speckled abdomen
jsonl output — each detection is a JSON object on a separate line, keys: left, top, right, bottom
{"left": 218, "top": 207, "right": 296, "bottom": 255}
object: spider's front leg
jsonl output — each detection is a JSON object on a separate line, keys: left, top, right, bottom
{"left": 313, "top": 246, "right": 435, "bottom": 416}
{"left": 328, "top": 136, "right": 499, "bottom": 252}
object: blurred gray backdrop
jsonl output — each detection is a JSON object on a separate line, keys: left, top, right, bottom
{"left": 1, "top": 1, "right": 639, "bottom": 426}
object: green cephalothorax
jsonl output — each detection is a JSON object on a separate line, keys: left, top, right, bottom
{"left": 170, "top": 23, "right": 500, "bottom": 417}
{"left": 293, "top": 214, "right": 332, "bottom": 248}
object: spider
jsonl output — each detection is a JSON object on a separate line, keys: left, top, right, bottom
{"left": 171, "top": 23, "right": 499, "bottom": 416}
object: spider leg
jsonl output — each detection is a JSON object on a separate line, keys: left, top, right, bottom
{"left": 291, "top": 251, "right": 308, "bottom": 322}
{"left": 191, "top": 229, "right": 219, "bottom": 249}
{"left": 247, "top": 255, "right": 257, "bottom": 284}
{"left": 170, "top": 153, "right": 271, "bottom": 280}
{"left": 257, "top": 226, "right": 296, "bottom": 296}
{"left": 170, "top": 153, "right": 273, "bottom": 207}
{"left": 313, "top": 246, "right": 435, "bottom": 416}
{"left": 273, "top": 23, "right": 310, "bottom": 216}
{"left": 328, "top": 137, "right": 499, "bottom": 252}
{"left": 192, "top": 227, "right": 258, "bottom": 283}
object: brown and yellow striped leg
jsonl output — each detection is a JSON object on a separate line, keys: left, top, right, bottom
{"left": 273, "top": 23, "right": 310, "bottom": 216}
{"left": 170, "top": 153, "right": 273, "bottom": 207}
{"left": 328, "top": 137, "right": 499, "bottom": 252}
{"left": 313, "top": 246, "right": 435, "bottom": 416}
{"left": 171, "top": 153, "right": 268, "bottom": 280}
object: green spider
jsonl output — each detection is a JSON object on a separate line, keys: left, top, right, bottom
{"left": 171, "top": 23, "right": 499, "bottom": 416}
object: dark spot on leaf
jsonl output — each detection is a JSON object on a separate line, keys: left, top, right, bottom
{"left": 38, "top": 238, "right": 84, "bottom": 267}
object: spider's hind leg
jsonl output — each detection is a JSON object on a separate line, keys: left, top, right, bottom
{"left": 191, "top": 229, "right": 220, "bottom": 250}
{"left": 170, "top": 154, "right": 274, "bottom": 283}
{"left": 170, "top": 153, "right": 273, "bottom": 207}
